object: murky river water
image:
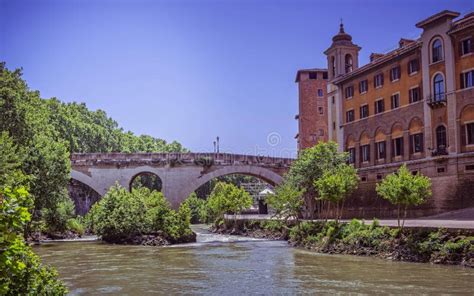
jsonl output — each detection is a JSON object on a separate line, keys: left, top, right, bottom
{"left": 34, "top": 225, "right": 474, "bottom": 295}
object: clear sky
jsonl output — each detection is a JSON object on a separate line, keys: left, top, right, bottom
{"left": 1, "top": 0, "right": 472, "bottom": 157}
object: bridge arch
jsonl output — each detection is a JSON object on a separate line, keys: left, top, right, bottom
{"left": 129, "top": 171, "right": 163, "bottom": 192}
{"left": 178, "top": 165, "right": 284, "bottom": 206}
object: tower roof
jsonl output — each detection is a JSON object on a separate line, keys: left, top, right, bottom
{"left": 332, "top": 23, "right": 352, "bottom": 42}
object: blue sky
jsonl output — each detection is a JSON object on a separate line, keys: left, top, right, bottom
{"left": 1, "top": 0, "right": 472, "bottom": 156}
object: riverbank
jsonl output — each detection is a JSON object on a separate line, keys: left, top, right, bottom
{"left": 215, "top": 219, "right": 474, "bottom": 267}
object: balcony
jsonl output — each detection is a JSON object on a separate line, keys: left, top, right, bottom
{"left": 426, "top": 94, "right": 447, "bottom": 108}
{"left": 431, "top": 145, "right": 448, "bottom": 157}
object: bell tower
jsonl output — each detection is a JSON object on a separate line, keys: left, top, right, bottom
{"left": 324, "top": 23, "right": 361, "bottom": 80}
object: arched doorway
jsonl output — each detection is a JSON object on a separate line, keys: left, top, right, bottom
{"left": 130, "top": 172, "right": 163, "bottom": 192}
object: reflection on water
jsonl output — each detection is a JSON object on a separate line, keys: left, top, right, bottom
{"left": 34, "top": 225, "right": 474, "bottom": 295}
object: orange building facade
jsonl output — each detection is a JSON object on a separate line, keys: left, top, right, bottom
{"left": 297, "top": 10, "right": 474, "bottom": 218}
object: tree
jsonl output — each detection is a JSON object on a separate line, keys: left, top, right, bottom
{"left": 287, "top": 141, "right": 349, "bottom": 218}
{"left": 376, "top": 164, "right": 432, "bottom": 230}
{"left": 182, "top": 193, "right": 208, "bottom": 224}
{"left": 0, "top": 185, "right": 67, "bottom": 295}
{"left": 206, "top": 182, "right": 253, "bottom": 226}
{"left": 87, "top": 184, "right": 194, "bottom": 243}
{"left": 314, "top": 163, "right": 359, "bottom": 222}
{"left": 266, "top": 180, "right": 305, "bottom": 224}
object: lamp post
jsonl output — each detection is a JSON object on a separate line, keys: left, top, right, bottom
{"left": 216, "top": 136, "right": 220, "bottom": 154}
{"left": 213, "top": 141, "right": 216, "bottom": 153}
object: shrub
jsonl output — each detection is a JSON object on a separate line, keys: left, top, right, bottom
{"left": 88, "top": 184, "right": 194, "bottom": 243}
{"left": 66, "top": 218, "right": 85, "bottom": 236}
{"left": 0, "top": 186, "right": 67, "bottom": 295}
{"left": 41, "top": 198, "right": 76, "bottom": 234}
{"left": 182, "top": 193, "right": 208, "bottom": 224}
{"left": 207, "top": 182, "right": 253, "bottom": 225}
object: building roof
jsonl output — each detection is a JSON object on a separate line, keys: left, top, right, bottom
{"left": 332, "top": 40, "right": 421, "bottom": 85}
{"left": 415, "top": 10, "right": 460, "bottom": 28}
{"left": 295, "top": 68, "right": 328, "bottom": 82}
{"left": 448, "top": 12, "right": 474, "bottom": 34}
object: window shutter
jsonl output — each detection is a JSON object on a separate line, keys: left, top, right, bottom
{"left": 409, "top": 89, "right": 413, "bottom": 103}
{"left": 374, "top": 76, "right": 377, "bottom": 88}
{"left": 381, "top": 73, "right": 384, "bottom": 85}
{"left": 461, "top": 125, "right": 466, "bottom": 147}
{"left": 459, "top": 41, "right": 464, "bottom": 56}
{"left": 382, "top": 100, "right": 385, "bottom": 112}
{"left": 368, "top": 145, "right": 370, "bottom": 162}
{"left": 359, "top": 147, "right": 363, "bottom": 163}
{"left": 391, "top": 140, "right": 395, "bottom": 158}
{"left": 397, "top": 66, "right": 401, "bottom": 79}
{"left": 460, "top": 73, "right": 465, "bottom": 89}
{"left": 470, "top": 38, "right": 474, "bottom": 53}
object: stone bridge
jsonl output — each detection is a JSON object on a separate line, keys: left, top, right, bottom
{"left": 69, "top": 153, "right": 293, "bottom": 213}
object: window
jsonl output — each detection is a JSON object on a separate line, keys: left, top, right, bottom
{"left": 432, "top": 39, "right": 443, "bottom": 63}
{"left": 319, "top": 129, "right": 324, "bottom": 136}
{"left": 393, "top": 137, "right": 403, "bottom": 157}
{"left": 390, "top": 66, "right": 401, "bottom": 81}
{"left": 411, "top": 133, "right": 423, "bottom": 153}
{"left": 374, "top": 73, "right": 384, "bottom": 88}
{"left": 375, "top": 99, "right": 385, "bottom": 114}
{"left": 318, "top": 107, "right": 324, "bottom": 115}
{"left": 309, "top": 72, "right": 317, "bottom": 79}
{"left": 460, "top": 38, "right": 472, "bottom": 56}
{"left": 348, "top": 148, "right": 355, "bottom": 164}
{"left": 461, "top": 70, "right": 474, "bottom": 89}
{"left": 376, "top": 141, "right": 386, "bottom": 159}
{"left": 322, "top": 72, "right": 328, "bottom": 79}
{"left": 391, "top": 93, "right": 400, "bottom": 109}
{"left": 433, "top": 74, "right": 445, "bottom": 101}
{"left": 345, "top": 86, "right": 354, "bottom": 98}
{"left": 331, "top": 56, "right": 336, "bottom": 78}
{"left": 361, "top": 144, "right": 370, "bottom": 162}
{"left": 408, "top": 59, "right": 419, "bottom": 74}
{"left": 436, "top": 125, "right": 447, "bottom": 149}
{"left": 317, "top": 89, "right": 324, "bottom": 97}
{"left": 409, "top": 87, "right": 421, "bottom": 103}
{"left": 345, "top": 54, "right": 353, "bottom": 73}
{"left": 333, "top": 121, "right": 336, "bottom": 129}
{"left": 332, "top": 97, "right": 335, "bottom": 104}
{"left": 359, "top": 80, "right": 368, "bottom": 93}
{"left": 360, "top": 105, "right": 369, "bottom": 118}
{"left": 466, "top": 123, "right": 474, "bottom": 145}
{"left": 346, "top": 110, "right": 355, "bottom": 123}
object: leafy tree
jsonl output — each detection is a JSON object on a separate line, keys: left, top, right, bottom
{"left": 314, "top": 163, "right": 359, "bottom": 222}
{"left": 87, "top": 184, "right": 193, "bottom": 243}
{"left": 287, "top": 141, "right": 348, "bottom": 218}
{"left": 206, "top": 182, "right": 253, "bottom": 226}
{"left": 376, "top": 164, "right": 432, "bottom": 230}
{"left": 182, "top": 193, "right": 208, "bottom": 224}
{"left": 0, "top": 185, "right": 68, "bottom": 295}
{"left": 266, "top": 180, "right": 305, "bottom": 224}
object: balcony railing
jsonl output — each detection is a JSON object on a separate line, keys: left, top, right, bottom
{"left": 426, "top": 94, "right": 447, "bottom": 108}
{"left": 431, "top": 145, "right": 448, "bottom": 157}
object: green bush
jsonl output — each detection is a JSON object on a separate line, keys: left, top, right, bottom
{"left": 66, "top": 218, "right": 85, "bottom": 236}
{"left": 41, "top": 198, "right": 76, "bottom": 234}
{"left": 182, "top": 193, "right": 208, "bottom": 224}
{"left": 0, "top": 186, "right": 67, "bottom": 295}
{"left": 261, "top": 220, "right": 285, "bottom": 232}
{"left": 87, "top": 184, "right": 194, "bottom": 243}
{"left": 207, "top": 182, "right": 253, "bottom": 225}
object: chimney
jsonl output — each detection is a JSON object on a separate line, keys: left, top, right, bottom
{"left": 370, "top": 53, "right": 384, "bottom": 62}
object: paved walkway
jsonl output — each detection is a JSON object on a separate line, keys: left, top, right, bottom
{"left": 224, "top": 214, "right": 474, "bottom": 230}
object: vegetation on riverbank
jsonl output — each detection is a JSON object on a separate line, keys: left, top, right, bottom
{"left": 0, "top": 62, "right": 187, "bottom": 239}
{"left": 215, "top": 219, "right": 474, "bottom": 267}
{"left": 85, "top": 185, "right": 195, "bottom": 245}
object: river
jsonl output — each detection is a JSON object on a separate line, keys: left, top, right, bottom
{"left": 34, "top": 225, "right": 474, "bottom": 295}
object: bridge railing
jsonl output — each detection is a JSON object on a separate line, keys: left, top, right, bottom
{"left": 71, "top": 152, "right": 294, "bottom": 167}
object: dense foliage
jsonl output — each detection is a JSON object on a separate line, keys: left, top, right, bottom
{"left": 86, "top": 185, "right": 194, "bottom": 244}
{"left": 286, "top": 141, "right": 349, "bottom": 218}
{"left": 314, "top": 163, "right": 358, "bottom": 221}
{"left": 182, "top": 193, "right": 209, "bottom": 224}
{"left": 376, "top": 164, "right": 432, "bottom": 229}
{"left": 206, "top": 182, "right": 253, "bottom": 226}
{"left": 266, "top": 180, "right": 305, "bottom": 223}
{"left": 0, "top": 62, "right": 187, "bottom": 234}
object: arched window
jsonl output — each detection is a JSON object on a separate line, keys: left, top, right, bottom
{"left": 345, "top": 54, "right": 353, "bottom": 73}
{"left": 331, "top": 56, "right": 336, "bottom": 77}
{"left": 433, "top": 74, "right": 445, "bottom": 101}
{"left": 432, "top": 39, "right": 443, "bottom": 63}
{"left": 436, "top": 125, "right": 447, "bottom": 149}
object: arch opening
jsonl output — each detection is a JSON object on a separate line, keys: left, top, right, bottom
{"left": 130, "top": 172, "right": 163, "bottom": 192}
{"left": 68, "top": 178, "right": 101, "bottom": 216}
